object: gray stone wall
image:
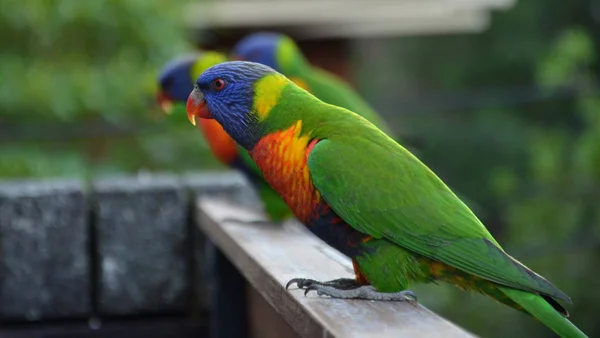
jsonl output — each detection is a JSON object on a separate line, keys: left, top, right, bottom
{"left": 0, "top": 171, "right": 255, "bottom": 323}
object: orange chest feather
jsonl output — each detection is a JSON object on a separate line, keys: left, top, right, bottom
{"left": 198, "top": 119, "right": 239, "bottom": 165}
{"left": 249, "top": 122, "right": 320, "bottom": 222}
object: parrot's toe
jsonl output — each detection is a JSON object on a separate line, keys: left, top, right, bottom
{"left": 303, "top": 284, "right": 419, "bottom": 304}
{"left": 399, "top": 290, "right": 418, "bottom": 305}
{"left": 285, "top": 278, "right": 359, "bottom": 290}
{"left": 285, "top": 278, "right": 316, "bottom": 290}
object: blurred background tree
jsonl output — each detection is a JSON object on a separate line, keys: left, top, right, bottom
{"left": 0, "top": 0, "right": 222, "bottom": 179}
{"left": 0, "top": 0, "right": 598, "bottom": 337}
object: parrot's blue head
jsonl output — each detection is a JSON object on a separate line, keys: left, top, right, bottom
{"left": 156, "top": 51, "right": 227, "bottom": 114}
{"left": 186, "top": 61, "right": 288, "bottom": 149}
{"left": 156, "top": 53, "right": 199, "bottom": 113}
{"left": 231, "top": 32, "right": 287, "bottom": 71}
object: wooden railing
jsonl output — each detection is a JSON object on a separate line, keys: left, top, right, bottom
{"left": 196, "top": 198, "right": 476, "bottom": 338}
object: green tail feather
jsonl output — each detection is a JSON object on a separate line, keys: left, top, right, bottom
{"left": 499, "top": 287, "right": 588, "bottom": 338}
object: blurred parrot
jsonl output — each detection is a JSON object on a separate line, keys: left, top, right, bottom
{"left": 184, "top": 61, "right": 588, "bottom": 338}
{"left": 156, "top": 51, "right": 292, "bottom": 220}
{"left": 231, "top": 32, "right": 394, "bottom": 137}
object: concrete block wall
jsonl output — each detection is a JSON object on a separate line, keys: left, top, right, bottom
{"left": 0, "top": 171, "right": 258, "bottom": 325}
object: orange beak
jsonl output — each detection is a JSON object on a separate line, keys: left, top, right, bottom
{"left": 186, "top": 88, "right": 212, "bottom": 126}
{"left": 156, "top": 90, "right": 174, "bottom": 114}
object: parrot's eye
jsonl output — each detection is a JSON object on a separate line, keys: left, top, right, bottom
{"left": 211, "top": 78, "right": 226, "bottom": 91}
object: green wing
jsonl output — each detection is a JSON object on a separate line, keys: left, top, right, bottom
{"left": 307, "top": 133, "right": 569, "bottom": 302}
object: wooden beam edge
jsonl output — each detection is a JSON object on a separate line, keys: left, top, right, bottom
{"left": 195, "top": 198, "right": 328, "bottom": 337}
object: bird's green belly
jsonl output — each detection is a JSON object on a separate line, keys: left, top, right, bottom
{"left": 355, "top": 238, "right": 490, "bottom": 294}
{"left": 354, "top": 239, "right": 430, "bottom": 292}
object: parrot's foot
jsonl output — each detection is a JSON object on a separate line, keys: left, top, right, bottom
{"left": 222, "top": 218, "right": 280, "bottom": 226}
{"left": 286, "top": 278, "right": 360, "bottom": 290}
{"left": 304, "top": 284, "right": 418, "bottom": 304}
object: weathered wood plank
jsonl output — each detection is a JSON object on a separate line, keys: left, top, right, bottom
{"left": 182, "top": 171, "right": 258, "bottom": 336}
{"left": 186, "top": 0, "right": 514, "bottom": 29}
{"left": 196, "top": 198, "right": 476, "bottom": 338}
{"left": 206, "top": 245, "right": 248, "bottom": 338}
{"left": 247, "top": 283, "right": 299, "bottom": 338}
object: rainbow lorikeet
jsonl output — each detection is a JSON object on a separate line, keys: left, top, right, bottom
{"left": 156, "top": 51, "right": 292, "bottom": 221}
{"left": 231, "top": 32, "right": 394, "bottom": 137}
{"left": 184, "top": 61, "right": 587, "bottom": 338}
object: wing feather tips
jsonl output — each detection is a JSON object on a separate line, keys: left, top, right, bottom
{"left": 482, "top": 239, "right": 572, "bottom": 303}
{"left": 542, "top": 295, "right": 570, "bottom": 317}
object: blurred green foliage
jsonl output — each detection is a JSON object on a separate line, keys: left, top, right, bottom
{"left": 0, "top": 0, "right": 222, "bottom": 179}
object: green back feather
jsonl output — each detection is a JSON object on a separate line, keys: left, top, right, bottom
{"left": 274, "top": 37, "right": 394, "bottom": 137}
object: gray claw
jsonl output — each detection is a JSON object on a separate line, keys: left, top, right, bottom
{"left": 286, "top": 278, "right": 318, "bottom": 290}
{"left": 401, "top": 290, "right": 418, "bottom": 303}
{"left": 286, "top": 278, "right": 359, "bottom": 291}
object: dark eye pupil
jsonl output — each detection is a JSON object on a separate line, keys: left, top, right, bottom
{"left": 214, "top": 79, "right": 224, "bottom": 90}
